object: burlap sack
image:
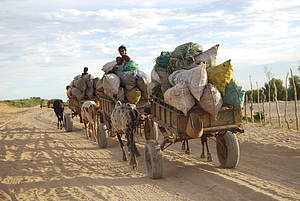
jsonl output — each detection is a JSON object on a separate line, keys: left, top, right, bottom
{"left": 102, "top": 73, "right": 120, "bottom": 99}
{"left": 168, "top": 62, "right": 207, "bottom": 101}
{"left": 102, "top": 60, "right": 117, "bottom": 73}
{"left": 194, "top": 44, "right": 219, "bottom": 67}
{"left": 116, "top": 70, "right": 137, "bottom": 90}
{"left": 151, "top": 68, "right": 161, "bottom": 83}
{"left": 137, "top": 71, "right": 150, "bottom": 99}
{"left": 85, "top": 87, "right": 94, "bottom": 99}
{"left": 164, "top": 82, "right": 195, "bottom": 116}
{"left": 125, "top": 87, "right": 141, "bottom": 105}
{"left": 155, "top": 65, "right": 171, "bottom": 93}
{"left": 198, "top": 83, "right": 223, "bottom": 119}
{"left": 73, "top": 77, "right": 87, "bottom": 92}
{"left": 71, "top": 87, "right": 85, "bottom": 100}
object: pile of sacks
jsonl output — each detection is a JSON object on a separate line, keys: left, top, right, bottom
{"left": 150, "top": 42, "right": 245, "bottom": 118}
{"left": 95, "top": 59, "right": 150, "bottom": 105}
{"left": 69, "top": 74, "right": 99, "bottom": 100}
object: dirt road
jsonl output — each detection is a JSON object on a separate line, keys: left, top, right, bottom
{"left": 0, "top": 104, "right": 299, "bottom": 201}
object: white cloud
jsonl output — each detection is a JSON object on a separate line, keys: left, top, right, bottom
{"left": 0, "top": 0, "right": 299, "bottom": 99}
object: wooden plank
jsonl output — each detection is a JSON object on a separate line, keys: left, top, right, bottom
{"left": 203, "top": 124, "right": 241, "bottom": 132}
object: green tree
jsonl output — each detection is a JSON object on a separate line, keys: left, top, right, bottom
{"left": 263, "top": 78, "right": 286, "bottom": 101}
{"left": 288, "top": 75, "right": 300, "bottom": 100}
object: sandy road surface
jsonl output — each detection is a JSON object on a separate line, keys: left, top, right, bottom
{"left": 0, "top": 104, "right": 299, "bottom": 201}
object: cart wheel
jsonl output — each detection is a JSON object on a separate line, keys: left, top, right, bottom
{"left": 63, "top": 113, "right": 73, "bottom": 132}
{"left": 98, "top": 123, "right": 108, "bottom": 148}
{"left": 216, "top": 131, "right": 240, "bottom": 168}
{"left": 144, "top": 141, "right": 163, "bottom": 179}
{"left": 144, "top": 119, "right": 158, "bottom": 141}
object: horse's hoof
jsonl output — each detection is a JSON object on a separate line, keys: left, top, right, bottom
{"left": 207, "top": 153, "right": 212, "bottom": 162}
{"left": 185, "top": 150, "right": 190, "bottom": 155}
{"left": 200, "top": 153, "right": 205, "bottom": 158}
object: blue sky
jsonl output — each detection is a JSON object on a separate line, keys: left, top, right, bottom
{"left": 1, "top": 0, "right": 299, "bottom": 101}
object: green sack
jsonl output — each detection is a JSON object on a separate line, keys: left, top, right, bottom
{"left": 167, "top": 42, "right": 203, "bottom": 73}
{"left": 119, "top": 60, "right": 138, "bottom": 72}
{"left": 171, "top": 42, "right": 203, "bottom": 62}
{"left": 223, "top": 81, "right": 245, "bottom": 108}
{"left": 156, "top": 51, "right": 172, "bottom": 68}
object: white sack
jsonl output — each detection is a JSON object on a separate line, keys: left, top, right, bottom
{"left": 137, "top": 70, "right": 151, "bottom": 98}
{"left": 168, "top": 63, "right": 207, "bottom": 101}
{"left": 93, "top": 77, "right": 100, "bottom": 89}
{"left": 164, "top": 82, "right": 195, "bottom": 116}
{"left": 95, "top": 77, "right": 104, "bottom": 92}
{"left": 102, "top": 60, "right": 117, "bottom": 73}
{"left": 116, "top": 70, "right": 137, "bottom": 90}
{"left": 82, "top": 74, "right": 94, "bottom": 88}
{"left": 102, "top": 73, "right": 120, "bottom": 99}
{"left": 117, "top": 87, "right": 125, "bottom": 101}
{"left": 71, "top": 87, "right": 85, "bottom": 100}
{"left": 148, "top": 81, "right": 159, "bottom": 96}
{"left": 198, "top": 83, "right": 223, "bottom": 119}
{"left": 151, "top": 68, "right": 161, "bottom": 83}
{"left": 73, "top": 77, "right": 87, "bottom": 92}
{"left": 195, "top": 44, "right": 219, "bottom": 67}
{"left": 85, "top": 87, "right": 94, "bottom": 99}
{"left": 155, "top": 65, "right": 171, "bottom": 93}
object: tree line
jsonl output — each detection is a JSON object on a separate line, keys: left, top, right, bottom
{"left": 245, "top": 75, "right": 300, "bottom": 102}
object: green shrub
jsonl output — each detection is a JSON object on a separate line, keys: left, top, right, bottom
{"left": 253, "top": 111, "right": 265, "bottom": 121}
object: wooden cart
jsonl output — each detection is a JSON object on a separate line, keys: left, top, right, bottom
{"left": 143, "top": 97, "right": 244, "bottom": 179}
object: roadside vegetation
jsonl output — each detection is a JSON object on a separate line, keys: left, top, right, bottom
{"left": 0, "top": 97, "right": 45, "bottom": 108}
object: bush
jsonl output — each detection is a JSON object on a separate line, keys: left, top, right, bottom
{"left": 1, "top": 98, "right": 42, "bottom": 108}
{"left": 253, "top": 111, "right": 265, "bottom": 122}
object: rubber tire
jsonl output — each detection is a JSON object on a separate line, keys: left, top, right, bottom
{"left": 216, "top": 131, "right": 240, "bottom": 168}
{"left": 144, "top": 142, "right": 163, "bottom": 179}
{"left": 63, "top": 113, "right": 73, "bottom": 132}
{"left": 98, "top": 123, "right": 108, "bottom": 148}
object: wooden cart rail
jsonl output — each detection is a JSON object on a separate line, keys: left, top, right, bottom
{"left": 97, "top": 96, "right": 115, "bottom": 117}
{"left": 151, "top": 97, "right": 243, "bottom": 136}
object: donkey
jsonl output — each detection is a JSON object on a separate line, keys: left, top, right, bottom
{"left": 111, "top": 102, "right": 140, "bottom": 169}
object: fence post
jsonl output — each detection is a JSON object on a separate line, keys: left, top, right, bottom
{"left": 256, "top": 81, "right": 262, "bottom": 124}
{"left": 249, "top": 76, "right": 254, "bottom": 123}
{"left": 267, "top": 82, "right": 272, "bottom": 125}
{"left": 284, "top": 72, "right": 290, "bottom": 129}
{"left": 262, "top": 92, "right": 266, "bottom": 125}
{"left": 290, "top": 69, "right": 299, "bottom": 130}
{"left": 244, "top": 94, "right": 248, "bottom": 123}
{"left": 273, "top": 80, "right": 282, "bottom": 127}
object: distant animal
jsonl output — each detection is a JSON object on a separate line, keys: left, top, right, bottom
{"left": 111, "top": 102, "right": 140, "bottom": 169}
{"left": 53, "top": 99, "right": 64, "bottom": 129}
{"left": 81, "top": 101, "right": 98, "bottom": 141}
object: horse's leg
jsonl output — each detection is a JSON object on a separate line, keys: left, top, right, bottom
{"left": 84, "top": 123, "right": 88, "bottom": 139}
{"left": 128, "top": 130, "right": 139, "bottom": 169}
{"left": 205, "top": 137, "right": 212, "bottom": 162}
{"left": 60, "top": 116, "right": 63, "bottom": 129}
{"left": 94, "top": 119, "right": 98, "bottom": 143}
{"left": 200, "top": 136, "right": 205, "bottom": 158}
{"left": 181, "top": 140, "right": 186, "bottom": 151}
{"left": 185, "top": 139, "right": 191, "bottom": 155}
{"left": 117, "top": 133, "right": 127, "bottom": 161}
